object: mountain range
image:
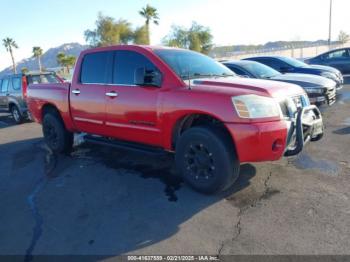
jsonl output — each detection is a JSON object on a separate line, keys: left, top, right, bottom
{"left": 0, "top": 43, "right": 88, "bottom": 77}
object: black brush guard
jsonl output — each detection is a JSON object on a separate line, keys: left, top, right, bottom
{"left": 284, "top": 105, "right": 324, "bottom": 157}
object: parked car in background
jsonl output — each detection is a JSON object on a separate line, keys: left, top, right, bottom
{"left": 244, "top": 56, "right": 344, "bottom": 90}
{"left": 0, "top": 72, "right": 62, "bottom": 124}
{"left": 304, "top": 48, "right": 350, "bottom": 76}
{"left": 27, "top": 45, "right": 324, "bottom": 194}
{"left": 223, "top": 60, "right": 337, "bottom": 105}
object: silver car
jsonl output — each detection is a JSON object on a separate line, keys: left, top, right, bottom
{"left": 0, "top": 72, "right": 62, "bottom": 124}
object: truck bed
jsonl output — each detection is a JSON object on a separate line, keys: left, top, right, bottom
{"left": 27, "top": 83, "right": 74, "bottom": 129}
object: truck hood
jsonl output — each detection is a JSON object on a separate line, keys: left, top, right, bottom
{"left": 190, "top": 77, "right": 305, "bottom": 99}
{"left": 270, "top": 73, "right": 336, "bottom": 88}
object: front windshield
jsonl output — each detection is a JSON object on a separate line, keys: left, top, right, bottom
{"left": 154, "top": 49, "right": 235, "bottom": 80}
{"left": 241, "top": 62, "right": 281, "bottom": 79}
{"left": 279, "top": 57, "right": 310, "bottom": 68}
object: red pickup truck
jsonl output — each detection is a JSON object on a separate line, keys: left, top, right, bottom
{"left": 27, "top": 45, "right": 324, "bottom": 194}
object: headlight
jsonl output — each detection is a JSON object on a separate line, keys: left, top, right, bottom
{"left": 303, "top": 87, "right": 324, "bottom": 94}
{"left": 321, "top": 72, "right": 337, "bottom": 81}
{"left": 232, "top": 95, "right": 281, "bottom": 119}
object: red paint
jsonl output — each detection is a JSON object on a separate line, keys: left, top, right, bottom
{"left": 22, "top": 76, "right": 28, "bottom": 100}
{"left": 27, "top": 45, "right": 307, "bottom": 163}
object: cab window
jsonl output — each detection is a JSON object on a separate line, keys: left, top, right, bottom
{"left": 113, "top": 50, "right": 159, "bottom": 85}
{"left": 80, "top": 51, "right": 113, "bottom": 84}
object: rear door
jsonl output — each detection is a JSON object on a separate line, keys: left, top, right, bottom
{"left": 70, "top": 51, "right": 113, "bottom": 136}
{"left": 104, "top": 50, "right": 163, "bottom": 146}
{"left": 0, "top": 78, "right": 9, "bottom": 110}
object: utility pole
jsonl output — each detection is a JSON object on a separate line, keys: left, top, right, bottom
{"left": 328, "top": 0, "right": 333, "bottom": 48}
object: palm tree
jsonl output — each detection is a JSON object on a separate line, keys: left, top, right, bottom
{"left": 32, "top": 46, "right": 43, "bottom": 72}
{"left": 139, "top": 4, "right": 159, "bottom": 45}
{"left": 2, "top": 38, "right": 18, "bottom": 73}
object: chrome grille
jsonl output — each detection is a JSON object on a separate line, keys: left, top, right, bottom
{"left": 326, "top": 87, "right": 336, "bottom": 105}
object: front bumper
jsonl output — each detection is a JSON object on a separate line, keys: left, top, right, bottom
{"left": 225, "top": 105, "right": 324, "bottom": 162}
{"left": 308, "top": 88, "right": 336, "bottom": 106}
{"left": 284, "top": 105, "right": 324, "bottom": 156}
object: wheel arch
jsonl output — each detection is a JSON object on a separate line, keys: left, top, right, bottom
{"left": 41, "top": 103, "right": 67, "bottom": 126}
{"left": 170, "top": 113, "right": 237, "bottom": 153}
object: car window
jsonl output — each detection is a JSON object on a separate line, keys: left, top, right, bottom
{"left": 263, "top": 59, "right": 288, "bottom": 70}
{"left": 113, "top": 50, "right": 159, "bottom": 85}
{"left": 80, "top": 51, "right": 113, "bottom": 84}
{"left": 1, "top": 78, "right": 9, "bottom": 93}
{"left": 27, "top": 74, "right": 60, "bottom": 84}
{"left": 12, "top": 77, "right": 22, "bottom": 90}
{"left": 226, "top": 65, "right": 247, "bottom": 76}
{"left": 325, "top": 49, "right": 349, "bottom": 59}
{"left": 240, "top": 62, "right": 281, "bottom": 78}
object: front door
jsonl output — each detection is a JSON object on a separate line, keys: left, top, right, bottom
{"left": 105, "top": 50, "right": 162, "bottom": 146}
{"left": 70, "top": 51, "right": 113, "bottom": 136}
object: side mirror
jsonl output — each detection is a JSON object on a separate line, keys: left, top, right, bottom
{"left": 134, "top": 67, "right": 145, "bottom": 86}
{"left": 134, "top": 67, "right": 162, "bottom": 87}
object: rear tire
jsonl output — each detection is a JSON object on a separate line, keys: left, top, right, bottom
{"left": 11, "top": 105, "right": 23, "bottom": 124}
{"left": 175, "top": 126, "right": 240, "bottom": 194}
{"left": 42, "top": 113, "right": 73, "bottom": 153}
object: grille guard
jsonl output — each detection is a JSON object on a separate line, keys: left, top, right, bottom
{"left": 284, "top": 105, "right": 324, "bottom": 157}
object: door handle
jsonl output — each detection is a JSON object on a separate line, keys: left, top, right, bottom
{"left": 106, "top": 91, "right": 118, "bottom": 97}
{"left": 72, "top": 89, "right": 80, "bottom": 95}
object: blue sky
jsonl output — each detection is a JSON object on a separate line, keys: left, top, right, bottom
{"left": 1, "top": 0, "right": 350, "bottom": 70}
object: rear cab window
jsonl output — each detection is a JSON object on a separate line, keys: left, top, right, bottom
{"left": 80, "top": 51, "right": 113, "bottom": 84}
{"left": 27, "top": 74, "right": 60, "bottom": 84}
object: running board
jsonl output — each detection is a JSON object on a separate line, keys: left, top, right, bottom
{"left": 84, "top": 135, "right": 168, "bottom": 156}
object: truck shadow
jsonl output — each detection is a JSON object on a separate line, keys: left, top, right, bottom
{"left": 0, "top": 138, "right": 256, "bottom": 256}
{"left": 333, "top": 126, "right": 350, "bottom": 135}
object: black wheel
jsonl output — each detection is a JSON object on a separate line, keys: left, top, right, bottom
{"left": 42, "top": 113, "right": 73, "bottom": 153}
{"left": 175, "top": 126, "right": 240, "bottom": 194}
{"left": 11, "top": 105, "right": 23, "bottom": 124}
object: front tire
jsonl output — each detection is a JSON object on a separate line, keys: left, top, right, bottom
{"left": 175, "top": 126, "right": 240, "bottom": 194}
{"left": 42, "top": 113, "right": 73, "bottom": 153}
